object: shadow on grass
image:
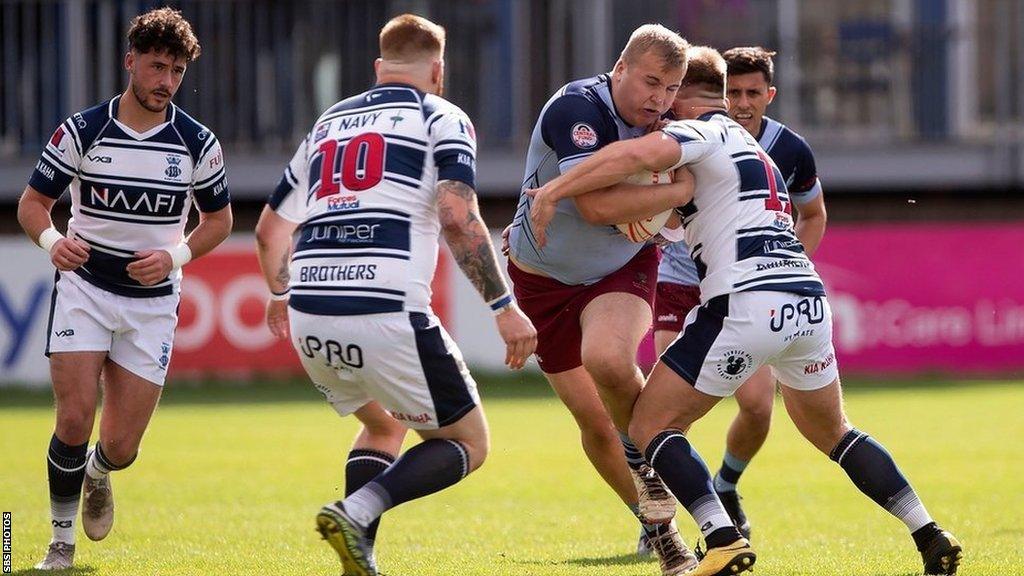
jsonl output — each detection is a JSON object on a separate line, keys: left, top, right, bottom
{"left": 514, "top": 552, "right": 650, "bottom": 568}
{"left": 2, "top": 369, "right": 1017, "bottom": 409}
{"left": 0, "top": 370, "right": 556, "bottom": 409}
{"left": 12, "top": 565, "right": 97, "bottom": 575}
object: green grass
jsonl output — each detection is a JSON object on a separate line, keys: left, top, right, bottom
{"left": 2, "top": 375, "right": 1022, "bottom": 575}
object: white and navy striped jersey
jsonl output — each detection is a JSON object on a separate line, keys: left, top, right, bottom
{"left": 29, "top": 95, "right": 229, "bottom": 297}
{"left": 508, "top": 74, "right": 650, "bottom": 285}
{"left": 268, "top": 83, "right": 476, "bottom": 316}
{"left": 659, "top": 115, "right": 822, "bottom": 287}
{"left": 662, "top": 111, "right": 825, "bottom": 302}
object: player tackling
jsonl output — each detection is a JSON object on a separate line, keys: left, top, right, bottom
{"left": 528, "top": 46, "right": 962, "bottom": 576}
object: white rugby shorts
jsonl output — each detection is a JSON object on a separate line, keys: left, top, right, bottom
{"left": 46, "top": 271, "right": 179, "bottom": 386}
{"left": 660, "top": 291, "right": 839, "bottom": 396}
{"left": 289, "top": 308, "right": 480, "bottom": 430}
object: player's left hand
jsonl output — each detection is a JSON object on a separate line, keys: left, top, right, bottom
{"left": 127, "top": 250, "right": 174, "bottom": 286}
{"left": 525, "top": 186, "right": 556, "bottom": 247}
{"left": 265, "top": 299, "right": 290, "bottom": 340}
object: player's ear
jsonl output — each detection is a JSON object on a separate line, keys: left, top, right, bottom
{"left": 766, "top": 86, "right": 777, "bottom": 104}
{"left": 373, "top": 58, "right": 382, "bottom": 76}
{"left": 432, "top": 60, "right": 443, "bottom": 82}
{"left": 124, "top": 51, "right": 134, "bottom": 72}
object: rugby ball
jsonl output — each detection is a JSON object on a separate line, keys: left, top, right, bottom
{"left": 615, "top": 170, "right": 674, "bottom": 242}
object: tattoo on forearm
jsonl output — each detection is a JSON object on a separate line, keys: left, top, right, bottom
{"left": 275, "top": 251, "right": 290, "bottom": 287}
{"left": 438, "top": 180, "right": 508, "bottom": 302}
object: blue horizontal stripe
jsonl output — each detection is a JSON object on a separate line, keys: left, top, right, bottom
{"left": 73, "top": 265, "right": 173, "bottom": 298}
{"left": 93, "top": 140, "right": 188, "bottom": 155}
{"left": 291, "top": 252, "right": 410, "bottom": 261}
{"left": 294, "top": 285, "right": 405, "bottom": 296}
{"left": 289, "top": 294, "right": 403, "bottom": 316}
{"left": 738, "top": 280, "right": 826, "bottom": 298}
{"left": 79, "top": 207, "right": 180, "bottom": 225}
{"left": 305, "top": 207, "right": 410, "bottom": 224}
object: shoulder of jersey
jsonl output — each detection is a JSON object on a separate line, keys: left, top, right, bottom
{"left": 170, "top": 104, "right": 218, "bottom": 161}
{"left": 422, "top": 92, "right": 467, "bottom": 120}
{"left": 64, "top": 98, "right": 114, "bottom": 152}
{"left": 764, "top": 116, "right": 813, "bottom": 150}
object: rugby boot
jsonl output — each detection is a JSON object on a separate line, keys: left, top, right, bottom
{"left": 646, "top": 520, "right": 699, "bottom": 575}
{"left": 631, "top": 463, "right": 678, "bottom": 524}
{"left": 637, "top": 526, "right": 654, "bottom": 557}
{"left": 921, "top": 529, "right": 962, "bottom": 575}
{"left": 34, "top": 541, "right": 75, "bottom": 570}
{"left": 690, "top": 538, "right": 755, "bottom": 576}
{"left": 715, "top": 488, "right": 751, "bottom": 540}
{"left": 81, "top": 469, "right": 114, "bottom": 541}
{"left": 316, "top": 502, "right": 377, "bottom": 576}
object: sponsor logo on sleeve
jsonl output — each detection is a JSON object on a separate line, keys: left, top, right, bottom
{"left": 570, "top": 122, "right": 599, "bottom": 149}
{"left": 314, "top": 121, "right": 331, "bottom": 142}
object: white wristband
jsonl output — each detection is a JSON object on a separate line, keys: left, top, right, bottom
{"left": 269, "top": 289, "right": 290, "bottom": 301}
{"left": 168, "top": 243, "right": 192, "bottom": 270}
{"left": 38, "top": 227, "right": 64, "bottom": 253}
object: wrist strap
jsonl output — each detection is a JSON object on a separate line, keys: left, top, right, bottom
{"left": 168, "top": 243, "right": 192, "bottom": 270}
{"left": 38, "top": 227, "right": 64, "bottom": 253}
{"left": 269, "top": 289, "right": 290, "bottom": 302}
{"left": 488, "top": 294, "right": 514, "bottom": 316}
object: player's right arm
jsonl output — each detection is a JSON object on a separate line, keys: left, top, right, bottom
{"left": 527, "top": 130, "right": 685, "bottom": 245}
{"left": 18, "top": 121, "right": 91, "bottom": 270}
{"left": 437, "top": 179, "right": 536, "bottom": 370}
{"left": 17, "top": 186, "right": 90, "bottom": 271}
{"left": 255, "top": 137, "right": 309, "bottom": 340}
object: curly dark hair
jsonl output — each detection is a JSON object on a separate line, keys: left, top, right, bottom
{"left": 127, "top": 7, "right": 201, "bottom": 62}
{"left": 722, "top": 46, "right": 777, "bottom": 84}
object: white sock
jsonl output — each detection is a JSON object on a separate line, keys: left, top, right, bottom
{"left": 342, "top": 482, "right": 391, "bottom": 528}
{"left": 85, "top": 449, "right": 110, "bottom": 480}
{"left": 50, "top": 499, "right": 78, "bottom": 544}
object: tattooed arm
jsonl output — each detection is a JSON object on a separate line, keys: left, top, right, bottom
{"left": 255, "top": 205, "right": 299, "bottom": 339}
{"left": 437, "top": 179, "right": 537, "bottom": 369}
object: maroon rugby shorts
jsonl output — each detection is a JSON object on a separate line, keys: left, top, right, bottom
{"left": 653, "top": 281, "right": 702, "bottom": 334}
{"left": 508, "top": 245, "right": 659, "bottom": 374}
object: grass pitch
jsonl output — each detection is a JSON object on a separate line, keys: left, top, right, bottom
{"left": 1, "top": 375, "right": 1022, "bottom": 575}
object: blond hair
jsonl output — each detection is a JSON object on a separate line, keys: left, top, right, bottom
{"left": 682, "top": 46, "right": 726, "bottom": 96}
{"left": 379, "top": 14, "right": 446, "bottom": 62}
{"left": 620, "top": 24, "right": 688, "bottom": 72}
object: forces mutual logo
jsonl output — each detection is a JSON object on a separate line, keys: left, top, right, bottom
{"left": 570, "top": 122, "right": 599, "bottom": 149}
{"left": 165, "top": 155, "right": 183, "bottom": 179}
{"left": 158, "top": 342, "right": 171, "bottom": 370}
{"left": 716, "top": 349, "right": 753, "bottom": 380}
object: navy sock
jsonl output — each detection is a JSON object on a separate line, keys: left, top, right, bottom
{"left": 830, "top": 429, "right": 933, "bottom": 532}
{"left": 619, "top": 431, "right": 647, "bottom": 472}
{"left": 345, "top": 449, "right": 395, "bottom": 543}
{"left": 47, "top": 434, "right": 87, "bottom": 543}
{"left": 341, "top": 439, "right": 470, "bottom": 528}
{"left": 644, "top": 430, "right": 740, "bottom": 548}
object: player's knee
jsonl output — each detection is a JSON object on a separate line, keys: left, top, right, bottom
{"left": 628, "top": 419, "right": 658, "bottom": 454}
{"left": 460, "top": 435, "right": 490, "bottom": 473}
{"left": 99, "top": 437, "right": 141, "bottom": 467}
{"left": 581, "top": 348, "right": 638, "bottom": 390}
{"left": 738, "top": 396, "right": 774, "bottom": 424}
{"left": 578, "top": 421, "right": 619, "bottom": 453}
{"left": 805, "top": 419, "right": 852, "bottom": 455}
{"left": 55, "top": 411, "right": 93, "bottom": 445}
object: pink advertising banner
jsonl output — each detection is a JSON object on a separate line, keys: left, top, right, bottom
{"left": 813, "top": 223, "right": 1024, "bottom": 374}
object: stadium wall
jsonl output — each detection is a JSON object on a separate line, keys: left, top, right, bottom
{"left": 2, "top": 224, "right": 1023, "bottom": 387}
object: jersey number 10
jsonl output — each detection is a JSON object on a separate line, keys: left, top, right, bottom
{"left": 316, "top": 133, "right": 386, "bottom": 199}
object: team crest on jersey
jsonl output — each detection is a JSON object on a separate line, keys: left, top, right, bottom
{"left": 716, "top": 349, "right": 753, "bottom": 380}
{"left": 165, "top": 155, "right": 182, "bottom": 180}
{"left": 327, "top": 194, "right": 360, "bottom": 211}
{"left": 314, "top": 121, "right": 331, "bottom": 142}
{"left": 571, "top": 122, "right": 598, "bottom": 149}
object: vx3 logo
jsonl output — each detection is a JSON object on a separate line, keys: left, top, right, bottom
{"left": 54, "top": 329, "right": 75, "bottom": 338}
{"left": 86, "top": 154, "right": 112, "bottom": 163}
